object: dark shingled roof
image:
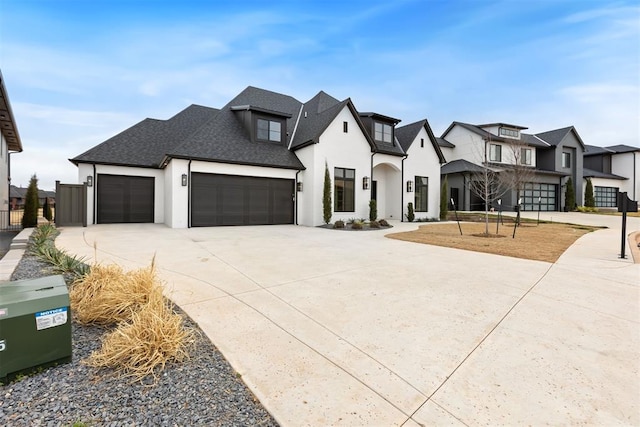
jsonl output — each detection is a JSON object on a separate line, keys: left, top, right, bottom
{"left": 71, "top": 104, "right": 217, "bottom": 167}
{"left": 535, "top": 126, "right": 585, "bottom": 149}
{"left": 290, "top": 91, "right": 346, "bottom": 149}
{"left": 605, "top": 144, "right": 640, "bottom": 154}
{"left": 441, "top": 159, "right": 487, "bottom": 174}
{"left": 395, "top": 119, "right": 446, "bottom": 163}
{"left": 437, "top": 137, "right": 455, "bottom": 148}
{"left": 441, "top": 121, "right": 507, "bottom": 142}
{"left": 170, "top": 87, "right": 305, "bottom": 169}
{"left": 584, "top": 144, "right": 613, "bottom": 156}
{"left": 520, "top": 133, "right": 550, "bottom": 148}
{"left": 583, "top": 168, "right": 627, "bottom": 180}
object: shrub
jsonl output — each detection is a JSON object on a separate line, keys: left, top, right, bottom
{"left": 323, "top": 163, "right": 332, "bottom": 224}
{"left": 585, "top": 178, "right": 595, "bottom": 208}
{"left": 22, "top": 175, "right": 39, "bottom": 228}
{"left": 406, "top": 202, "right": 415, "bottom": 222}
{"left": 565, "top": 177, "right": 576, "bottom": 211}
{"left": 347, "top": 218, "right": 356, "bottom": 224}
{"left": 333, "top": 220, "right": 345, "bottom": 229}
{"left": 369, "top": 200, "right": 377, "bottom": 221}
{"left": 379, "top": 219, "right": 389, "bottom": 227}
{"left": 369, "top": 220, "right": 380, "bottom": 229}
{"left": 577, "top": 205, "right": 598, "bottom": 213}
{"left": 440, "top": 177, "right": 448, "bottom": 220}
{"left": 351, "top": 221, "right": 363, "bottom": 230}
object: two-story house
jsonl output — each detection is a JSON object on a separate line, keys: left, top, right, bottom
{"left": 584, "top": 144, "right": 639, "bottom": 207}
{"left": 439, "top": 122, "right": 584, "bottom": 211}
{"left": 0, "top": 70, "right": 24, "bottom": 229}
{"left": 71, "top": 86, "right": 445, "bottom": 228}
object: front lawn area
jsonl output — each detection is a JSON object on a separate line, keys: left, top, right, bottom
{"left": 386, "top": 221, "right": 602, "bottom": 263}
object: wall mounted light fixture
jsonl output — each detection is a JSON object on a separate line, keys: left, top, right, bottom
{"left": 181, "top": 174, "right": 188, "bottom": 186}
{"left": 86, "top": 176, "right": 93, "bottom": 187}
{"left": 362, "top": 176, "right": 370, "bottom": 190}
{"left": 297, "top": 182, "right": 303, "bottom": 192}
{"left": 406, "top": 180, "right": 413, "bottom": 192}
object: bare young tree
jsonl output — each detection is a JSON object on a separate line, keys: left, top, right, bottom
{"left": 499, "top": 138, "right": 537, "bottom": 224}
{"left": 468, "top": 135, "right": 510, "bottom": 235}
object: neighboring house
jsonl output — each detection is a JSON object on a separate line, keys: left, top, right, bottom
{"left": 9, "top": 185, "right": 56, "bottom": 210}
{"left": 71, "top": 86, "right": 445, "bottom": 228}
{"left": 0, "top": 70, "right": 24, "bottom": 228}
{"left": 439, "top": 122, "right": 584, "bottom": 211}
{"left": 584, "top": 144, "right": 639, "bottom": 207}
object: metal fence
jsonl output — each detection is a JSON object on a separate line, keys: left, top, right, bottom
{"left": 0, "top": 210, "right": 24, "bottom": 231}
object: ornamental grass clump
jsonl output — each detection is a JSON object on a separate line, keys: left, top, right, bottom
{"left": 86, "top": 286, "right": 195, "bottom": 383}
{"left": 70, "top": 262, "right": 158, "bottom": 325}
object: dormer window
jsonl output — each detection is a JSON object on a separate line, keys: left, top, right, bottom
{"left": 257, "top": 118, "right": 282, "bottom": 143}
{"left": 374, "top": 122, "right": 393, "bottom": 143}
{"left": 499, "top": 127, "right": 520, "bottom": 138}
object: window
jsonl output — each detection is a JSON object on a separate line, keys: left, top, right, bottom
{"left": 562, "top": 152, "right": 571, "bottom": 168}
{"left": 420, "top": 138, "right": 424, "bottom": 148}
{"left": 343, "top": 121, "right": 348, "bottom": 133}
{"left": 257, "top": 118, "right": 282, "bottom": 142}
{"left": 521, "top": 148, "right": 532, "bottom": 165}
{"left": 415, "top": 176, "right": 428, "bottom": 212}
{"left": 499, "top": 128, "right": 519, "bottom": 138}
{"left": 489, "top": 144, "right": 502, "bottom": 162}
{"left": 334, "top": 168, "right": 355, "bottom": 212}
{"left": 522, "top": 183, "right": 557, "bottom": 211}
{"left": 595, "top": 186, "right": 618, "bottom": 207}
{"left": 374, "top": 122, "right": 392, "bottom": 143}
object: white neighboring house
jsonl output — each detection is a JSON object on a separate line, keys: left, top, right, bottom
{"left": 584, "top": 144, "right": 640, "bottom": 208}
{"left": 0, "top": 70, "right": 24, "bottom": 228}
{"left": 71, "top": 87, "right": 445, "bottom": 228}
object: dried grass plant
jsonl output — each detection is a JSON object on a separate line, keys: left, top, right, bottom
{"left": 86, "top": 286, "right": 195, "bottom": 383}
{"left": 70, "top": 261, "right": 158, "bottom": 325}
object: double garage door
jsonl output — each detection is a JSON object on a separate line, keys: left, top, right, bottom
{"left": 191, "top": 173, "right": 294, "bottom": 227}
{"left": 97, "top": 173, "right": 294, "bottom": 226}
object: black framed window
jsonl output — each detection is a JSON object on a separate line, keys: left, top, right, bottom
{"left": 374, "top": 122, "right": 392, "bottom": 143}
{"left": 334, "top": 168, "right": 355, "bottom": 212}
{"left": 415, "top": 176, "right": 428, "bottom": 212}
{"left": 257, "top": 118, "right": 282, "bottom": 142}
{"left": 521, "top": 148, "right": 532, "bottom": 165}
{"left": 489, "top": 144, "right": 502, "bottom": 162}
{"left": 343, "top": 121, "right": 348, "bottom": 133}
{"left": 522, "top": 183, "right": 557, "bottom": 211}
{"left": 562, "top": 152, "right": 571, "bottom": 168}
{"left": 420, "top": 138, "right": 424, "bottom": 148}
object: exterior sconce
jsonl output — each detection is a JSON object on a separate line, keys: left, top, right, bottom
{"left": 362, "top": 176, "right": 370, "bottom": 190}
{"left": 86, "top": 176, "right": 93, "bottom": 187}
{"left": 406, "top": 180, "right": 413, "bottom": 192}
{"left": 181, "top": 174, "right": 188, "bottom": 186}
{"left": 297, "top": 182, "right": 303, "bottom": 192}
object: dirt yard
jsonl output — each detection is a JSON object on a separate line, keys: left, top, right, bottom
{"left": 386, "top": 221, "right": 601, "bottom": 263}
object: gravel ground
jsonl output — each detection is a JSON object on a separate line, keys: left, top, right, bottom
{"left": 1, "top": 246, "right": 279, "bottom": 426}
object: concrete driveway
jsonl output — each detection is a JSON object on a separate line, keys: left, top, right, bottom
{"left": 56, "top": 213, "right": 640, "bottom": 426}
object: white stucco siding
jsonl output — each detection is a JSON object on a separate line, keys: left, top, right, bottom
{"left": 372, "top": 153, "right": 402, "bottom": 220}
{"left": 294, "top": 145, "right": 315, "bottom": 226}
{"left": 306, "top": 105, "right": 372, "bottom": 226}
{"left": 404, "top": 128, "right": 442, "bottom": 220}
{"left": 78, "top": 164, "right": 165, "bottom": 225}
{"left": 612, "top": 152, "right": 639, "bottom": 201}
{"left": 164, "top": 159, "right": 189, "bottom": 228}
{"left": 0, "top": 133, "right": 9, "bottom": 212}
{"left": 445, "top": 125, "right": 486, "bottom": 163}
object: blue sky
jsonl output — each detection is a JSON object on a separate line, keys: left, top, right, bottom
{"left": 1, "top": 0, "right": 638, "bottom": 190}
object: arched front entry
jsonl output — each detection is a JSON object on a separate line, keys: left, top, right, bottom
{"left": 372, "top": 163, "right": 402, "bottom": 220}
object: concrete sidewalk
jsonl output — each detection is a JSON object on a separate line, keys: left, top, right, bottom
{"left": 54, "top": 213, "right": 639, "bottom": 426}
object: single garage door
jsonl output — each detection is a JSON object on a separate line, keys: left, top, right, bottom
{"left": 97, "top": 174, "right": 154, "bottom": 223}
{"left": 191, "top": 173, "right": 294, "bottom": 226}
{"left": 521, "top": 183, "right": 557, "bottom": 211}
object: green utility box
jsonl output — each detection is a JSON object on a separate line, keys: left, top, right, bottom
{"left": 0, "top": 275, "right": 71, "bottom": 383}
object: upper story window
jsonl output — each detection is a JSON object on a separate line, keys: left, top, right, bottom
{"left": 499, "top": 127, "right": 520, "bottom": 138}
{"left": 374, "top": 122, "right": 393, "bottom": 143}
{"left": 420, "top": 138, "right": 424, "bottom": 148}
{"left": 343, "top": 121, "right": 348, "bottom": 133}
{"left": 489, "top": 144, "right": 502, "bottom": 162}
{"left": 257, "top": 118, "right": 282, "bottom": 143}
{"left": 521, "top": 148, "right": 532, "bottom": 165}
{"left": 562, "top": 152, "right": 571, "bottom": 168}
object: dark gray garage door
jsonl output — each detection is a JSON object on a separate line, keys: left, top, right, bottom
{"left": 191, "top": 173, "right": 294, "bottom": 226}
{"left": 97, "top": 174, "right": 154, "bottom": 223}
{"left": 521, "top": 183, "right": 557, "bottom": 211}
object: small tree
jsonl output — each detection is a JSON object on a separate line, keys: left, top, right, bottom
{"left": 369, "top": 199, "right": 377, "bottom": 221}
{"left": 406, "top": 202, "right": 415, "bottom": 222}
{"left": 439, "top": 177, "right": 448, "bottom": 220}
{"left": 22, "top": 174, "right": 39, "bottom": 228}
{"left": 322, "top": 163, "right": 332, "bottom": 224}
{"left": 43, "top": 197, "right": 53, "bottom": 221}
{"left": 565, "top": 177, "right": 576, "bottom": 211}
{"left": 584, "top": 178, "right": 595, "bottom": 208}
